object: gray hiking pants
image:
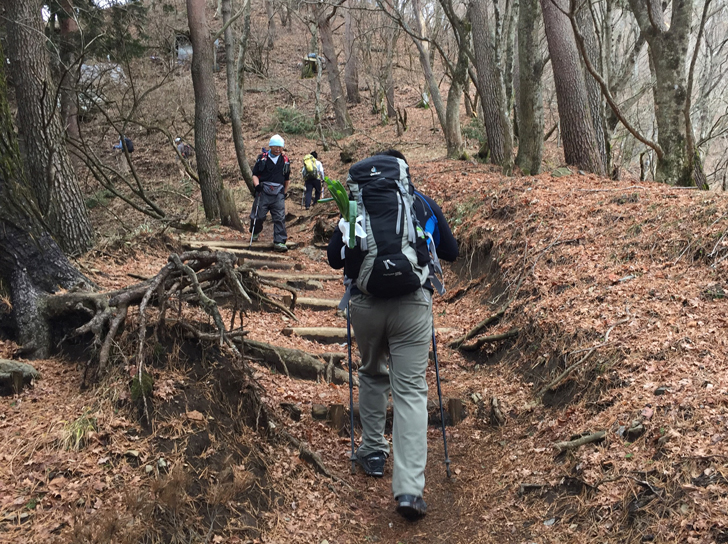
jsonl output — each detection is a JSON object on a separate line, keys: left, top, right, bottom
{"left": 250, "top": 191, "right": 287, "bottom": 243}
{"left": 350, "top": 288, "right": 433, "bottom": 499}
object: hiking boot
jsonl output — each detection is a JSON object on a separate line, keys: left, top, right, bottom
{"left": 354, "top": 451, "right": 387, "bottom": 477}
{"left": 273, "top": 242, "right": 288, "bottom": 252}
{"left": 395, "top": 495, "right": 427, "bottom": 520}
{"left": 251, "top": 233, "right": 259, "bottom": 242}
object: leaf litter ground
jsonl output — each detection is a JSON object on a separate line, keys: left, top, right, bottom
{"left": 4, "top": 169, "right": 728, "bottom": 543}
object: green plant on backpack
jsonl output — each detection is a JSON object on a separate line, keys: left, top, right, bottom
{"left": 324, "top": 176, "right": 357, "bottom": 248}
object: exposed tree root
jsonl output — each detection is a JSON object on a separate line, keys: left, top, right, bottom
{"left": 43, "top": 251, "right": 297, "bottom": 382}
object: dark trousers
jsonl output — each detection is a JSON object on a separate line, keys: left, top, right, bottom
{"left": 304, "top": 178, "right": 322, "bottom": 209}
{"left": 250, "top": 191, "right": 287, "bottom": 243}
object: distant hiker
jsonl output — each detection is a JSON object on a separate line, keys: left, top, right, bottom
{"left": 250, "top": 134, "right": 291, "bottom": 252}
{"left": 327, "top": 150, "right": 458, "bottom": 520}
{"left": 175, "top": 137, "right": 194, "bottom": 180}
{"left": 112, "top": 135, "right": 134, "bottom": 174}
{"left": 301, "top": 150, "right": 325, "bottom": 210}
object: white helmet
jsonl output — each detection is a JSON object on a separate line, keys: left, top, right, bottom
{"left": 175, "top": 137, "right": 181, "bottom": 143}
{"left": 268, "top": 134, "right": 284, "bottom": 148}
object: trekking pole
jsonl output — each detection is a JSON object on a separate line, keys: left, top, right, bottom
{"left": 431, "top": 323, "right": 452, "bottom": 478}
{"left": 346, "top": 301, "right": 357, "bottom": 475}
{"left": 249, "top": 193, "right": 260, "bottom": 248}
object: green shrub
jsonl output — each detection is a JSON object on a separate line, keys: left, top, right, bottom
{"left": 269, "top": 107, "right": 316, "bottom": 135}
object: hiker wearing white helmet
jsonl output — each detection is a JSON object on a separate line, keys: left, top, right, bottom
{"left": 250, "top": 134, "right": 291, "bottom": 251}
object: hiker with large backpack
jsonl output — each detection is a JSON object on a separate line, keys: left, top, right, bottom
{"left": 175, "top": 137, "right": 194, "bottom": 180}
{"left": 326, "top": 150, "right": 458, "bottom": 520}
{"left": 250, "top": 134, "right": 291, "bottom": 252}
{"left": 301, "top": 151, "right": 325, "bottom": 210}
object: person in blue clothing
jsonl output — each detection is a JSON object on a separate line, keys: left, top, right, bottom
{"left": 250, "top": 134, "right": 291, "bottom": 252}
{"left": 327, "top": 149, "right": 458, "bottom": 521}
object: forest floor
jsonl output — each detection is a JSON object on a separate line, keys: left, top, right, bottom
{"left": 3, "top": 10, "right": 728, "bottom": 542}
{"left": 3, "top": 158, "right": 728, "bottom": 544}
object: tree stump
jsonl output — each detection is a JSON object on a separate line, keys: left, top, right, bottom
{"left": 328, "top": 404, "right": 347, "bottom": 436}
{"left": 448, "top": 398, "right": 465, "bottom": 425}
{"left": 312, "top": 404, "right": 328, "bottom": 420}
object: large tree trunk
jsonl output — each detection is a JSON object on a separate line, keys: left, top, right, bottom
{"left": 187, "top": 0, "right": 244, "bottom": 229}
{"left": 575, "top": 6, "right": 610, "bottom": 173}
{"left": 4, "top": 0, "right": 94, "bottom": 256}
{"left": 469, "top": 0, "right": 513, "bottom": 171}
{"left": 0, "top": 44, "right": 88, "bottom": 358}
{"left": 540, "top": 0, "right": 604, "bottom": 175}
{"left": 317, "top": 6, "right": 354, "bottom": 135}
{"left": 344, "top": 1, "right": 361, "bottom": 104}
{"left": 223, "top": 0, "right": 254, "bottom": 194}
{"left": 627, "top": 0, "right": 693, "bottom": 186}
{"left": 515, "top": 0, "right": 544, "bottom": 174}
{"left": 58, "top": 0, "right": 80, "bottom": 142}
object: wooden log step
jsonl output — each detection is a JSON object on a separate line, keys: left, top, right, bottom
{"left": 282, "top": 327, "right": 457, "bottom": 343}
{"left": 181, "top": 239, "right": 299, "bottom": 251}
{"left": 256, "top": 272, "right": 340, "bottom": 281}
{"left": 211, "top": 248, "right": 292, "bottom": 261}
{"left": 282, "top": 295, "right": 339, "bottom": 310}
{"left": 314, "top": 400, "right": 466, "bottom": 430}
{"left": 242, "top": 259, "right": 302, "bottom": 270}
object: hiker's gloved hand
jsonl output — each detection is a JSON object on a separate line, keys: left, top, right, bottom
{"left": 255, "top": 184, "right": 263, "bottom": 194}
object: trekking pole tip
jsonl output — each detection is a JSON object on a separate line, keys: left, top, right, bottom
{"left": 445, "top": 460, "right": 452, "bottom": 479}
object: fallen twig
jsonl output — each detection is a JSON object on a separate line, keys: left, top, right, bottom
{"left": 461, "top": 329, "right": 519, "bottom": 351}
{"left": 554, "top": 431, "right": 606, "bottom": 453}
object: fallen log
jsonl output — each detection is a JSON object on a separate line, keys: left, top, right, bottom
{"left": 461, "top": 329, "right": 519, "bottom": 351}
{"left": 242, "top": 339, "right": 356, "bottom": 386}
{"left": 283, "top": 326, "right": 456, "bottom": 343}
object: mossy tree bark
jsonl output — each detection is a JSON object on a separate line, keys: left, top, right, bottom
{"left": 627, "top": 0, "right": 695, "bottom": 186}
{"left": 514, "top": 0, "right": 545, "bottom": 175}
{"left": 4, "top": 0, "right": 94, "bottom": 255}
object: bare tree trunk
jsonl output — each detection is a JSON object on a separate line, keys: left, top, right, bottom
{"left": 317, "top": 6, "right": 354, "bottom": 135}
{"left": 469, "top": 0, "right": 513, "bottom": 171}
{"left": 237, "top": 2, "right": 256, "bottom": 188}
{"left": 265, "top": 0, "right": 276, "bottom": 49}
{"left": 540, "top": 0, "right": 604, "bottom": 174}
{"left": 627, "top": 0, "right": 693, "bottom": 186}
{"left": 223, "top": 0, "right": 254, "bottom": 194}
{"left": 4, "top": 0, "right": 93, "bottom": 255}
{"left": 384, "top": 24, "right": 398, "bottom": 120}
{"left": 58, "top": 0, "right": 80, "bottom": 141}
{"left": 515, "top": 0, "right": 544, "bottom": 174}
{"left": 344, "top": 1, "right": 361, "bottom": 104}
{"left": 411, "top": 0, "right": 447, "bottom": 131}
{"left": 575, "top": 6, "right": 610, "bottom": 173}
{"left": 0, "top": 43, "right": 88, "bottom": 358}
{"left": 187, "top": 0, "right": 244, "bottom": 229}
{"left": 444, "top": 27, "right": 468, "bottom": 159}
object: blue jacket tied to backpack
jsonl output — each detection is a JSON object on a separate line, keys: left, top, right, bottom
{"left": 327, "top": 155, "right": 458, "bottom": 301}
